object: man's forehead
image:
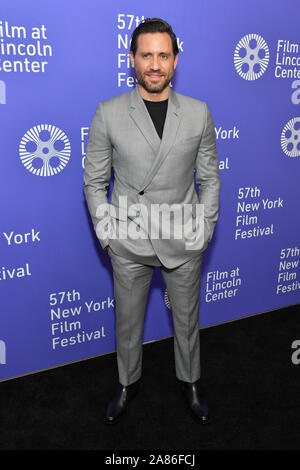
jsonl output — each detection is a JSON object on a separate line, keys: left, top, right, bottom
{"left": 136, "top": 32, "right": 173, "bottom": 51}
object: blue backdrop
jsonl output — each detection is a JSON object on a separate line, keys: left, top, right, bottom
{"left": 1, "top": 0, "right": 299, "bottom": 381}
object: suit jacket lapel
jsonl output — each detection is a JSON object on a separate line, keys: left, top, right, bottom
{"left": 129, "top": 86, "right": 182, "bottom": 192}
{"left": 129, "top": 86, "right": 161, "bottom": 156}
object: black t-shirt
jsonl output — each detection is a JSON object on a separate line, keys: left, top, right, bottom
{"left": 143, "top": 98, "right": 168, "bottom": 140}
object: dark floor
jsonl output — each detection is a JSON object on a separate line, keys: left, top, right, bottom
{"left": 0, "top": 303, "right": 299, "bottom": 450}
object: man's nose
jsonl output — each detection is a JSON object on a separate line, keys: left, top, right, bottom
{"left": 150, "top": 55, "right": 159, "bottom": 70}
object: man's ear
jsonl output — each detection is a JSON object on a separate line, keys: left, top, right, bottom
{"left": 130, "top": 51, "right": 135, "bottom": 68}
{"left": 174, "top": 53, "right": 178, "bottom": 70}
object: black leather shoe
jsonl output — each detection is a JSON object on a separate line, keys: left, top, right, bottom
{"left": 104, "top": 379, "right": 140, "bottom": 425}
{"left": 180, "top": 380, "right": 210, "bottom": 424}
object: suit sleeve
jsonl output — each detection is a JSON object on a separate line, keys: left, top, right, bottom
{"left": 195, "top": 102, "right": 221, "bottom": 243}
{"left": 83, "top": 102, "right": 113, "bottom": 250}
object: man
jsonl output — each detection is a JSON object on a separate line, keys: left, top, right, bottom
{"left": 84, "top": 18, "right": 220, "bottom": 425}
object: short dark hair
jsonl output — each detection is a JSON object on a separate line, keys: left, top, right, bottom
{"left": 130, "top": 18, "right": 179, "bottom": 57}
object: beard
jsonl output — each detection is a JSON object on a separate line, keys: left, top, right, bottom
{"left": 134, "top": 68, "right": 174, "bottom": 94}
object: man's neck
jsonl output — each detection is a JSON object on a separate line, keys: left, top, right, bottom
{"left": 137, "top": 84, "right": 170, "bottom": 102}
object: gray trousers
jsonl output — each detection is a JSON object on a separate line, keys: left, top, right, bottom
{"left": 108, "top": 247, "right": 203, "bottom": 386}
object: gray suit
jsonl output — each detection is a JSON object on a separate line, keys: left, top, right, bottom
{"left": 84, "top": 85, "right": 220, "bottom": 385}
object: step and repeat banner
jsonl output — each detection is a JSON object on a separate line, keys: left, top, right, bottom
{"left": 0, "top": 0, "right": 299, "bottom": 381}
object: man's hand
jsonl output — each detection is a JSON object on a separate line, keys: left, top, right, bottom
{"left": 105, "top": 245, "right": 110, "bottom": 252}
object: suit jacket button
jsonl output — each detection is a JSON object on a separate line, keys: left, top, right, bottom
{"left": 139, "top": 190, "right": 144, "bottom": 195}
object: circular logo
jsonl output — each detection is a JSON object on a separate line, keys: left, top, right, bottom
{"left": 19, "top": 124, "right": 71, "bottom": 176}
{"left": 164, "top": 288, "right": 172, "bottom": 310}
{"left": 234, "top": 34, "right": 269, "bottom": 80}
{"left": 281, "top": 118, "right": 300, "bottom": 157}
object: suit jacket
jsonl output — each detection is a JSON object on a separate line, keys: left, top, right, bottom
{"left": 84, "top": 86, "right": 220, "bottom": 269}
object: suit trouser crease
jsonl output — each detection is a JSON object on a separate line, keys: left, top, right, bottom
{"left": 161, "top": 256, "right": 202, "bottom": 383}
{"left": 109, "top": 249, "right": 202, "bottom": 386}
{"left": 110, "top": 249, "right": 154, "bottom": 386}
